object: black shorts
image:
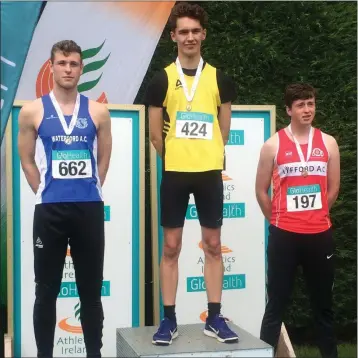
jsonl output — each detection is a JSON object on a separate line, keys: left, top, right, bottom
{"left": 160, "top": 170, "right": 223, "bottom": 229}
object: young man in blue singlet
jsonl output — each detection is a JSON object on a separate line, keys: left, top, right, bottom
{"left": 17, "top": 40, "right": 112, "bottom": 358}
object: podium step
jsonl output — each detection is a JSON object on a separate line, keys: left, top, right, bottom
{"left": 116, "top": 323, "right": 273, "bottom": 357}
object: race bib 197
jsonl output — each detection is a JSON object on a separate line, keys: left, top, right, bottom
{"left": 287, "top": 184, "right": 322, "bottom": 212}
{"left": 52, "top": 150, "right": 92, "bottom": 179}
{"left": 175, "top": 111, "right": 213, "bottom": 139}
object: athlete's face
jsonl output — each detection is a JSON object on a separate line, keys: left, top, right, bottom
{"left": 50, "top": 51, "right": 83, "bottom": 90}
{"left": 286, "top": 98, "right": 316, "bottom": 126}
{"left": 171, "top": 17, "right": 206, "bottom": 58}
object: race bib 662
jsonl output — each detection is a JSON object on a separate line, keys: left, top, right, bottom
{"left": 52, "top": 149, "right": 92, "bottom": 179}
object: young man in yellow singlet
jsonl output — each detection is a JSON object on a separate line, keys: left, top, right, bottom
{"left": 145, "top": 2, "right": 238, "bottom": 346}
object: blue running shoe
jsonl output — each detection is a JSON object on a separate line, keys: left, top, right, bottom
{"left": 152, "top": 317, "right": 178, "bottom": 346}
{"left": 204, "top": 314, "right": 239, "bottom": 343}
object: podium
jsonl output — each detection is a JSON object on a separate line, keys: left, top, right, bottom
{"left": 116, "top": 323, "right": 273, "bottom": 357}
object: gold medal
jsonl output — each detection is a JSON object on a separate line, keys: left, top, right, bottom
{"left": 186, "top": 103, "right": 192, "bottom": 111}
{"left": 302, "top": 170, "right": 308, "bottom": 177}
{"left": 64, "top": 136, "right": 72, "bottom": 145}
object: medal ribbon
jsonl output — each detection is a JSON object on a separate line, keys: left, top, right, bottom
{"left": 287, "top": 124, "right": 313, "bottom": 169}
{"left": 175, "top": 57, "right": 204, "bottom": 107}
{"left": 49, "top": 91, "right": 80, "bottom": 136}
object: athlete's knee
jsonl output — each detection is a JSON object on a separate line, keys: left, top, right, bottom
{"left": 204, "top": 243, "right": 222, "bottom": 260}
{"left": 163, "top": 229, "right": 182, "bottom": 261}
{"left": 35, "top": 281, "right": 61, "bottom": 303}
{"left": 163, "top": 241, "right": 181, "bottom": 261}
{"left": 202, "top": 230, "right": 222, "bottom": 259}
{"left": 77, "top": 279, "right": 103, "bottom": 303}
{"left": 80, "top": 296, "right": 103, "bottom": 315}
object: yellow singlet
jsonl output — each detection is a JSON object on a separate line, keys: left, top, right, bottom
{"left": 163, "top": 62, "right": 224, "bottom": 172}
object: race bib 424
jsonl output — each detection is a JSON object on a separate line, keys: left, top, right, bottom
{"left": 176, "top": 111, "right": 214, "bottom": 139}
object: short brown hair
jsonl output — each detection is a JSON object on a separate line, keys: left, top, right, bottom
{"left": 169, "top": 2, "right": 208, "bottom": 31}
{"left": 50, "top": 40, "right": 82, "bottom": 63}
{"left": 284, "top": 83, "right": 317, "bottom": 108}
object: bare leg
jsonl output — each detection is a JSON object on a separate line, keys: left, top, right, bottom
{"left": 160, "top": 227, "right": 183, "bottom": 305}
{"left": 202, "top": 226, "right": 223, "bottom": 303}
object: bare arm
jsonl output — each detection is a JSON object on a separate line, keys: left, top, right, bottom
{"left": 255, "top": 137, "right": 277, "bottom": 221}
{"left": 96, "top": 105, "right": 112, "bottom": 186}
{"left": 218, "top": 102, "right": 231, "bottom": 145}
{"left": 325, "top": 135, "right": 340, "bottom": 209}
{"left": 18, "top": 104, "right": 40, "bottom": 194}
{"left": 149, "top": 106, "right": 163, "bottom": 157}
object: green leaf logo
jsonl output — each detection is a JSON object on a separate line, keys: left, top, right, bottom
{"left": 74, "top": 301, "right": 81, "bottom": 322}
{"left": 78, "top": 40, "right": 111, "bottom": 93}
{"left": 82, "top": 40, "right": 106, "bottom": 60}
{"left": 82, "top": 53, "right": 111, "bottom": 75}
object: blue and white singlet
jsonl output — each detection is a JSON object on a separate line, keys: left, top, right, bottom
{"left": 35, "top": 92, "right": 102, "bottom": 204}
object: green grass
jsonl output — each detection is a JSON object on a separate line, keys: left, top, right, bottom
{"left": 294, "top": 344, "right": 357, "bottom": 358}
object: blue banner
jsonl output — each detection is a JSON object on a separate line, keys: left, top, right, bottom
{"left": 0, "top": 1, "right": 43, "bottom": 143}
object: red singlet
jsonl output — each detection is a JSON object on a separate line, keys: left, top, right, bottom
{"left": 271, "top": 128, "right": 331, "bottom": 234}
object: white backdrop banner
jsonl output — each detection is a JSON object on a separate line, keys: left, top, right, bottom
{"left": 15, "top": 1, "right": 174, "bottom": 104}
{"left": 8, "top": 104, "right": 145, "bottom": 357}
{"left": 151, "top": 105, "right": 276, "bottom": 338}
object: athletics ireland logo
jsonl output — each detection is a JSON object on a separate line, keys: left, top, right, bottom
{"left": 36, "top": 40, "right": 110, "bottom": 103}
{"left": 58, "top": 302, "right": 82, "bottom": 333}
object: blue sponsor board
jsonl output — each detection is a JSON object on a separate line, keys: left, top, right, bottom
{"left": 59, "top": 280, "right": 111, "bottom": 298}
{"left": 227, "top": 130, "right": 244, "bottom": 145}
{"left": 187, "top": 274, "right": 246, "bottom": 292}
{"left": 186, "top": 203, "right": 245, "bottom": 219}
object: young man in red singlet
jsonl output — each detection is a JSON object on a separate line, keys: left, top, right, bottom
{"left": 255, "top": 83, "right": 340, "bottom": 358}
